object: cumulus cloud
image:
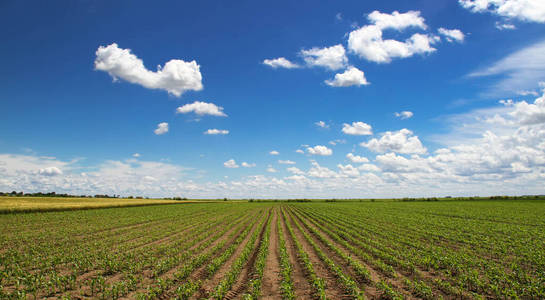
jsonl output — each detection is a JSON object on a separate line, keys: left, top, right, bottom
{"left": 337, "top": 164, "right": 360, "bottom": 177}
{"left": 367, "top": 10, "right": 427, "bottom": 30}
{"left": 39, "top": 167, "right": 63, "bottom": 176}
{"left": 348, "top": 11, "right": 439, "bottom": 63}
{"left": 176, "top": 101, "right": 227, "bottom": 117}
{"left": 308, "top": 161, "right": 338, "bottom": 178}
{"left": 204, "top": 129, "right": 229, "bottom": 135}
{"left": 459, "top": 0, "right": 545, "bottom": 23}
{"left": 342, "top": 122, "right": 373, "bottom": 135}
{"left": 241, "top": 162, "right": 256, "bottom": 168}
{"left": 94, "top": 43, "right": 202, "bottom": 97}
{"left": 267, "top": 165, "right": 277, "bottom": 173}
{"left": 287, "top": 167, "right": 305, "bottom": 175}
{"left": 438, "top": 28, "right": 465, "bottom": 43}
{"left": 346, "top": 153, "right": 369, "bottom": 163}
{"left": 263, "top": 57, "right": 300, "bottom": 69}
{"left": 300, "top": 44, "right": 348, "bottom": 70}
{"left": 154, "top": 122, "right": 169, "bottom": 135}
{"left": 278, "top": 160, "right": 296, "bottom": 165}
{"left": 295, "top": 149, "right": 305, "bottom": 154}
{"left": 362, "top": 128, "right": 427, "bottom": 154}
{"left": 269, "top": 150, "right": 280, "bottom": 155}
{"left": 315, "top": 121, "right": 329, "bottom": 128}
{"left": 394, "top": 111, "right": 414, "bottom": 119}
{"left": 133, "top": 153, "right": 141, "bottom": 158}
{"left": 325, "top": 66, "right": 370, "bottom": 87}
{"left": 307, "top": 145, "right": 333, "bottom": 156}
{"left": 224, "top": 159, "right": 239, "bottom": 168}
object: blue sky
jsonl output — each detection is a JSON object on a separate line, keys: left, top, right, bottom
{"left": 1, "top": 0, "right": 545, "bottom": 198}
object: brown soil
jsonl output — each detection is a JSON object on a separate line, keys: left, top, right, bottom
{"left": 284, "top": 210, "right": 347, "bottom": 299}
{"left": 259, "top": 208, "right": 282, "bottom": 300}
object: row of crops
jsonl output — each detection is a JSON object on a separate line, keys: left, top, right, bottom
{"left": 0, "top": 200, "right": 543, "bottom": 299}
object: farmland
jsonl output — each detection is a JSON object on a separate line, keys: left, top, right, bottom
{"left": 0, "top": 199, "right": 544, "bottom": 299}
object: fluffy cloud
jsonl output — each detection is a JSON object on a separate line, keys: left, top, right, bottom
{"left": 263, "top": 57, "right": 300, "bottom": 69}
{"left": 267, "top": 165, "right": 277, "bottom": 173}
{"left": 94, "top": 43, "right": 202, "bottom": 97}
{"left": 307, "top": 145, "right": 333, "bottom": 156}
{"left": 269, "top": 150, "right": 280, "bottom": 155}
{"left": 325, "top": 66, "right": 370, "bottom": 87}
{"left": 337, "top": 164, "right": 360, "bottom": 177}
{"left": 300, "top": 44, "right": 348, "bottom": 70}
{"left": 295, "top": 149, "right": 305, "bottom": 154}
{"left": 342, "top": 122, "right": 373, "bottom": 135}
{"left": 438, "top": 28, "right": 465, "bottom": 43}
{"left": 348, "top": 11, "right": 439, "bottom": 63}
{"left": 362, "top": 128, "right": 427, "bottom": 154}
{"left": 204, "top": 129, "right": 229, "bottom": 135}
{"left": 287, "top": 167, "right": 304, "bottom": 175}
{"left": 39, "top": 167, "right": 63, "bottom": 176}
{"left": 346, "top": 153, "right": 369, "bottom": 163}
{"left": 459, "top": 0, "right": 545, "bottom": 23}
{"left": 468, "top": 40, "right": 545, "bottom": 97}
{"left": 394, "top": 111, "right": 414, "bottom": 119}
{"left": 224, "top": 159, "right": 239, "bottom": 168}
{"left": 308, "top": 161, "right": 338, "bottom": 178}
{"left": 278, "top": 160, "right": 296, "bottom": 165}
{"left": 241, "top": 162, "right": 256, "bottom": 168}
{"left": 176, "top": 101, "right": 227, "bottom": 117}
{"left": 367, "top": 10, "right": 427, "bottom": 30}
{"left": 133, "top": 153, "right": 141, "bottom": 158}
{"left": 315, "top": 121, "right": 329, "bottom": 128}
{"left": 154, "top": 122, "right": 169, "bottom": 135}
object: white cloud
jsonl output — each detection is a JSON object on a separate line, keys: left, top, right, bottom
{"left": 367, "top": 10, "right": 427, "bottom": 30}
{"left": 204, "top": 129, "right": 229, "bottom": 135}
{"left": 342, "top": 121, "right": 373, "bottom": 135}
{"left": 495, "top": 21, "right": 516, "bottom": 30}
{"left": 287, "top": 167, "right": 305, "bottom": 175}
{"left": 438, "top": 28, "right": 465, "bottom": 43}
{"left": 468, "top": 39, "right": 545, "bottom": 97}
{"left": 278, "top": 160, "right": 296, "bottom": 165}
{"left": 358, "top": 163, "right": 381, "bottom": 172}
{"left": 94, "top": 43, "right": 202, "bottom": 97}
{"left": 308, "top": 161, "right": 338, "bottom": 178}
{"left": 362, "top": 128, "right": 427, "bottom": 154}
{"left": 337, "top": 164, "right": 360, "bottom": 177}
{"left": 39, "top": 167, "right": 63, "bottom": 176}
{"left": 263, "top": 57, "right": 300, "bottom": 69}
{"left": 176, "top": 101, "right": 227, "bottom": 117}
{"left": 267, "top": 165, "right": 277, "bottom": 173}
{"left": 348, "top": 11, "right": 439, "bottom": 64}
{"left": 307, "top": 145, "right": 333, "bottom": 156}
{"left": 346, "top": 153, "right": 369, "bottom": 163}
{"left": 336, "top": 13, "right": 343, "bottom": 21}
{"left": 329, "top": 139, "right": 346, "bottom": 146}
{"left": 154, "top": 122, "right": 169, "bottom": 135}
{"left": 295, "top": 149, "right": 305, "bottom": 154}
{"left": 300, "top": 44, "right": 348, "bottom": 70}
{"left": 241, "top": 162, "right": 256, "bottom": 168}
{"left": 394, "top": 111, "right": 414, "bottom": 119}
{"left": 325, "top": 66, "right": 370, "bottom": 87}
{"left": 509, "top": 89, "right": 545, "bottom": 125}
{"left": 133, "top": 153, "right": 141, "bottom": 158}
{"left": 459, "top": 0, "right": 545, "bottom": 23}
{"left": 315, "top": 121, "right": 329, "bottom": 128}
{"left": 224, "top": 159, "right": 239, "bottom": 168}
{"left": 269, "top": 150, "right": 280, "bottom": 155}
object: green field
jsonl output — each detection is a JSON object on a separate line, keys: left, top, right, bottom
{"left": 0, "top": 199, "right": 544, "bottom": 299}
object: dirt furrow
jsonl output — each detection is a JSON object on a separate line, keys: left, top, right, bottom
{"left": 284, "top": 209, "right": 346, "bottom": 299}
{"left": 259, "top": 208, "right": 281, "bottom": 299}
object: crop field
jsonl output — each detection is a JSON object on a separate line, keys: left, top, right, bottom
{"left": 0, "top": 200, "right": 544, "bottom": 299}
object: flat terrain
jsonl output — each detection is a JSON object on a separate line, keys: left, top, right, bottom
{"left": 0, "top": 196, "right": 200, "bottom": 213}
{"left": 0, "top": 200, "right": 544, "bottom": 299}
